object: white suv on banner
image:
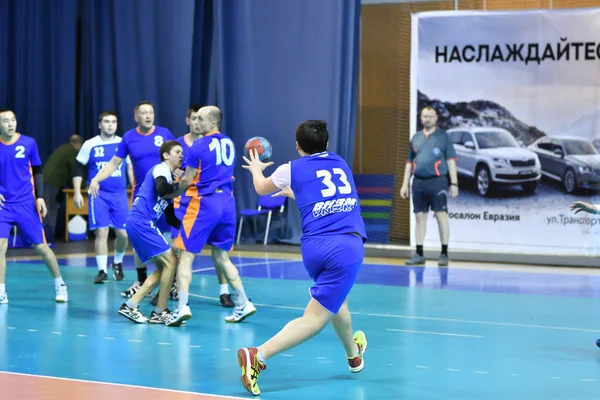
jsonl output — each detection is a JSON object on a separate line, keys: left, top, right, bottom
{"left": 448, "top": 127, "right": 542, "bottom": 197}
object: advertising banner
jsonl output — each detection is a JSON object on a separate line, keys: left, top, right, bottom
{"left": 411, "top": 8, "right": 600, "bottom": 255}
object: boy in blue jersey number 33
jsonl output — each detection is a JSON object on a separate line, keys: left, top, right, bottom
{"left": 238, "top": 120, "right": 367, "bottom": 396}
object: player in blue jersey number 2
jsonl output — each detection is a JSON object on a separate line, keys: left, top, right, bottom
{"left": 238, "top": 120, "right": 367, "bottom": 395}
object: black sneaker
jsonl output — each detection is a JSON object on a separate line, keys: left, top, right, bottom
{"left": 94, "top": 270, "right": 108, "bottom": 284}
{"left": 120, "top": 281, "right": 142, "bottom": 298}
{"left": 149, "top": 292, "right": 159, "bottom": 306}
{"left": 169, "top": 282, "right": 179, "bottom": 301}
{"left": 220, "top": 294, "right": 234, "bottom": 307}
{"left": 112, "top": 262, "right": 124, "bottom": 281}
{"left": 148, "top": 308, "right": 172, "bottom": 324}
{"left": 118, "top": 303, "right": 148, "bottom": 323}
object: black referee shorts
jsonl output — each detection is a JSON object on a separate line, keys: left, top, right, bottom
{"left": 412, "top": 176, "right": 449, "bottom": 213}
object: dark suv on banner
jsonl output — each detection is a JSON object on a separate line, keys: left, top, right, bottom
{"left": 448, "top": 127, "right": 542, "bottom": 197}
{"left": 528, "top": 136, "right": 600, "bottom": 194}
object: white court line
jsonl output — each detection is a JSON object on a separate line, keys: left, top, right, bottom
{"left": 188, "top": 292, "right": 600, "bottom": 333}
{"left": 416, "top": 366, "right": 430, "bottom": 369}
{"left": 191, "top": 259, "right": 294, "bottom": 273}
{"left": 52, "top": 332, "right": 62, "bottom": 335}
{"left": 369, "top": 313, "right": 600, "bottom": 333}
{"left": 0, "top": 371, "right": 249, "bottom": 399}
{"left": 27, "top": 329, "right": 38, "bottom": 332}
{"left": 129, "top": 339, "right": 142, "bottom": 343}
{"left": 386, "top": 328, "right": 484, "bottom": 338}
{"left": 446, "top": 368, "right": 461, "bottom": 372}
{"left": 580, "top": 378, "right": 597, "bottom": 382}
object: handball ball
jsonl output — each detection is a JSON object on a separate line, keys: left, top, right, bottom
{"left": 244, "top": 136, "right": 272, "bottom": 162}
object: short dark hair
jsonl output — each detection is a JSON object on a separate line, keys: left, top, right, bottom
{"left": 135, "top": 101, "right": 154, "bottom": 113}
{"left": 0, "top": 109, "right": 14, "bottom": 116}
{"left": 98, "top": 111, "right": 118, "bottom": 123}
{"left": 421, "top": 106, "right": 438, "bottom": 116}
{"left": 187, "top": 104, "right": 203, "bottom": 118}
{"left": 295, "top": 120, "right": 328, "bottom": 154}
{"left": 159, "top": 140, "right": 181, "bottom": 162}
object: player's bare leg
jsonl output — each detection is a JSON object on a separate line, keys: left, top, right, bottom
{"left": 118, "top": 249, "right": 177, "bottom": 324}
{"left": 121, "top": 252, "right": 146, "bottom": 298}
{"left": 93, "top": 227, "right": 110, "bottom": 284}
{"left": 165, "top": 250, "right": 194, "bottom": 326}
{"left": 33, "top": 243, "right": 68, "bottom": 303}
{"left": 112, "top": 228, "right": 127, "bottom": 280}
{"left": 0, "top": 239, "right": 8, "bottom": 303}
{"left": 216, "top": 262, "right": 233, "bottom": 307}
{"left": 237, "top": 298, "right": 366, "bottom": 396}
{"left": 212, "top": 247, "right": 256, "bottom": 323}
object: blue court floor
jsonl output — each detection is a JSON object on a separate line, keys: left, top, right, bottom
{"left": 1, "top": 251, "right": 600, "bottom": 399}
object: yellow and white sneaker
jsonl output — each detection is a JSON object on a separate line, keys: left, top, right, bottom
{"left": 347, "top": 330, "right": 368, "bottom": 373}
{"left": 237, "top": 347, "right": 266, "bottom": 396}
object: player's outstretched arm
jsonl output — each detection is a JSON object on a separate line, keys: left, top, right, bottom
{"left": 88, "top": 156, "right": 124, "bottom": 197}
{"left": 570, "top": 201, "right": 599, "bottom": 215}
{"left": 242, "top": 149, "right": 277, "bottom": 195}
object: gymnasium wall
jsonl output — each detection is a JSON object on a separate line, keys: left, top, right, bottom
{"left": 356, "top": 0, "right": 600, "bottom": 245}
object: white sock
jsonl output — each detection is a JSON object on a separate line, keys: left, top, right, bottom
{"left": 257, "top": 348, "right": 266, "bottom": 363}
{"left": 113, "top": 251, "right": 125, "bottom": 264}
{"left": 234, "top": 287, "right": 248, "bottom": 306}
{"left": 54, "top": 277, "right": 65, "bottom": 287}
{"left": 126, "top": 299, "right": 138, "bottom": 309}
{"left": 96, "top": 255, "right": 108, "bottom": 272}
{"left": 178, "top": 292, "right": 189, "bottom": 308}
{"left": 0, "top": 284, "right": 5, "bottom": 293}
{"left": 219, "top": 284, "right": 229, "bottom": 296}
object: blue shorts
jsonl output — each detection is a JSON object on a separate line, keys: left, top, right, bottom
{"left": 0, "top": 202, "right": 46, "bottom": 245}
{"left": 125, "top": 217, "right": 170, "bottom": 265}
{"left": 301, "top": 233, "right": 364, "bottom": 314}
{"left": 88, "top": 192, "right": 128, "bottom": 230}
{"left": 174, "top": 193, "right": 236, "bottom": 254}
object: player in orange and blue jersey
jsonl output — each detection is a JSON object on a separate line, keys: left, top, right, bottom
{"left": 164, "top": 106, "right": 255, "bottom": 327}
{"left": 238, "top": 120, "right": 367, "bottom": 395}
{"left": 88, "top": 101, "right": 175, "bottom": 298}
{"left": 0, "top": 109, "right": 68, "bottom": 304}
{"left": 149, "top": 104, "right": 234, "bottom": 308}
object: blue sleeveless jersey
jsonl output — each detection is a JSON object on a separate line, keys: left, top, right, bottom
{"left": 290, "top": 152, "right": 366, "bottom": 241}
{"left": 129, "top": 163, "right": 173, "bottom": 223}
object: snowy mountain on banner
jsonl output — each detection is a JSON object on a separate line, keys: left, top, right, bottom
{"left": 417, "top": 91, "right": 546, "bottom": 145}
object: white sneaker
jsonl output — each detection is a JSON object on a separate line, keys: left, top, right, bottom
{"left": 0, "top": 292, "right": 7, "bottom": 304}
{"left": 225, "top": 301, "right": 256, "bottom": 323}
{"left": 55, "top": 285, "right": 68, "bottom": 303}
{"left": 165, "top": 305, "right": 192, "bottom": 327}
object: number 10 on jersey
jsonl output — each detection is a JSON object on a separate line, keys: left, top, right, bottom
{"left": 209, "top": 138, "right": 235, "bottom": 166}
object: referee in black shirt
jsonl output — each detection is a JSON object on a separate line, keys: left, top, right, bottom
{"left": 400, "top": 106, "right": 459, "bottom": 266}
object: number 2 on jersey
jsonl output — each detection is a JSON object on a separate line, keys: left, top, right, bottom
{"left": 209, "top": 138, "right": 235, "bottom": 166}
{"left": 316, "top": 168, "right": 351, "bottom": 197}
{"left": 15, "top": 146, "right": 25, "bottom": 158}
